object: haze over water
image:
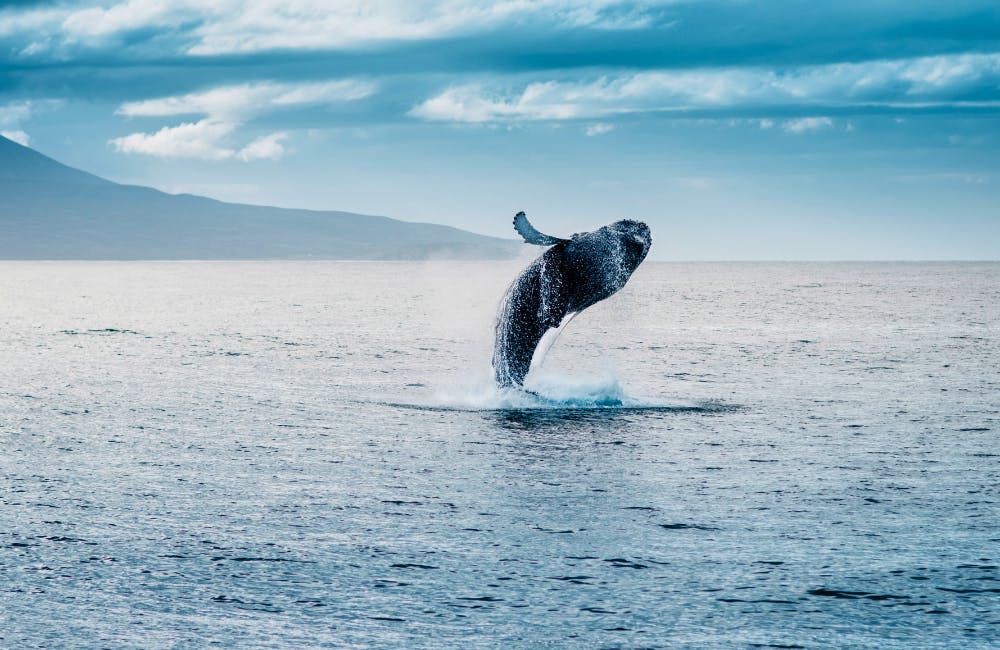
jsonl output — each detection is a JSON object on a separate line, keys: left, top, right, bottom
{"left": 1, "top": 261, "right": 998, "bottom": 648}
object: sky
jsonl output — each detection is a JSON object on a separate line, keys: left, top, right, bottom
{"left": 1, "top": 0, "right": 998, "bottom": 260}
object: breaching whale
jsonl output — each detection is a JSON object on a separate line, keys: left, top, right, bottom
{"left": 492, "top": 211, "right": 652, "bottom": 388}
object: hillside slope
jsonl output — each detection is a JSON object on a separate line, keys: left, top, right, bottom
{"left": 0, "top": 136, "right": 519, "bottom": 260}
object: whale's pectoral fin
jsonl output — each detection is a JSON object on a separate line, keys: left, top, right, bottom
{"left": 513, "top": 211, "right": 569, "bottom": 246}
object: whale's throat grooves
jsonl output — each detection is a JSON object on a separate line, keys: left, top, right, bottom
{"left": 529, "top": 311, "right": 578, "bottom": 374}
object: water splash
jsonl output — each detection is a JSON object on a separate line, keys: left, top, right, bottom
{"left": 384, "top": 369, "right": 717, "bottom": 412}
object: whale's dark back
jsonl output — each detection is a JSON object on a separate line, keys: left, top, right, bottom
{"left": 493, "top": 220, "right": 651, "bottom": 387}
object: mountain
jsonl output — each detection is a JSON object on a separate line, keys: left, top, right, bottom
{"left": 0, "top": 136, "right": 520, "bottom": 260}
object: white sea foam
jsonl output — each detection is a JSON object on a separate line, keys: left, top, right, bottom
{"left": 418, "top": 368, "right": 703, "bottom": 411}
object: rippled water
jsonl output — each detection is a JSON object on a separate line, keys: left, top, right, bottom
{"left": 1, "top": 261, "right": 998, "bottom": 648}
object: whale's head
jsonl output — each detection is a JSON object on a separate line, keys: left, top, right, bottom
{"left": 561, "top": 219, "right": 652, "bottom": 311}
{"left": 606, "top": 219, "right": 652, "bottom": 272}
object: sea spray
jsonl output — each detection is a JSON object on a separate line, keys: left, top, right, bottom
{"left": 422, "top": 367, "right": 699, "bottom": 411}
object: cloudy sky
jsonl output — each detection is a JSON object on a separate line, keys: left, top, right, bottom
{"left": 2, "top": 0, "right": 998, "bottom": 259}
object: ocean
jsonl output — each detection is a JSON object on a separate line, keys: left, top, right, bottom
{"left": 1, "top": 261, "right": 997, "bottom": 648}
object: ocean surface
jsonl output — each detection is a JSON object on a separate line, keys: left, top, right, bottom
{"left": 1, "top": 260, "right": 997, "bottom": 649}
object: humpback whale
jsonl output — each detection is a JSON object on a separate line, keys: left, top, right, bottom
{"left": 492, "top": 211, "right": 652, "bottom": 387}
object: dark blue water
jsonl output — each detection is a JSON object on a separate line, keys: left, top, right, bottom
{"left": 1, "top": 261, "right": 997, "bottom": 648}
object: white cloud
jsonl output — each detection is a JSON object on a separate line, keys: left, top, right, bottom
{"left": 1, "top": 1, "right": 676, "bottom": 57}
{"left": 782, "top": 117, "right": 833, "bottom": 134}
{"left": 410, "top": 79, "right": 634, "bottom": 122}
{"left": 61, "top": 0, "right": 189, "bottom": 39}
{"left": 584, "top": 122, "right": 614, "bottom": 136}
{"left": 185, "top": 1, "right": 672, "bottom": 55}
{"left": 237, "top": 131, "right": 288, "bottom": 161}
{"left": 410, "top": 86, "right": 521, "bottom": 123}
{"left": 118, "top": 79, "right": 375, "bottom": 120}
{"left": 0, "top": 2, "right": 191, "bottom": 57}
{"left": 411, "top": 53, "right": 1000, "bottom": 124}
{"left": 0, "top": 101, "right": 47, "bottom": 146}
{"left": 109, "top": 120, "right": 292, "bottom": 162}
{"left": 111, "top": 79, "right": 372, "bottom": 161}
{"left": 1, "top": 129, "right": 30, "bottom": 146}
{"left": 0, "top": 100, "right": 33, "bottom": 126}
{"left": 0, "top": 6, "right": 65, "bottom": 38}
{"left": 109, "top": 119, "right": 236, "bottom": 160}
